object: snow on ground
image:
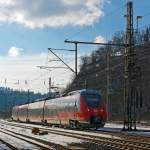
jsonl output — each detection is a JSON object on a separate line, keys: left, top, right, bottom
{"left": 0, "top": 120, "right": 122, "bottom": 139}
{"left": 1, "top": 119, "right": 150, "bottom": 146}
{"left": 105, "top": 122, "right": 150, "bottom": 131}
{"left": 0, "top": 142, "right": 11, "bottom": 150}
{"left": 2, "top": 120, "right": 121, "bottom": 140}
{"left": 102, "top": 123, "right": 150, "bottom": 136}
{"left": 0, "top": 123, "right": 84, "bottom": 147}
{"left": 0, "top": 132, "right": 40, "bottom": 150}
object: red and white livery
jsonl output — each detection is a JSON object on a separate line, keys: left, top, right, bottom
{"left": 12, "top": 89, "right": 107, "bottom": 128}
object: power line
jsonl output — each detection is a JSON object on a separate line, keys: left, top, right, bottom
{"left": 48, "top": 48, "right": 76, "bottom": 74}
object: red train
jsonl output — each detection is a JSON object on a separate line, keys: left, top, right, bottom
{"left": 12, "top": 89, "right": 107, "bottom": 128}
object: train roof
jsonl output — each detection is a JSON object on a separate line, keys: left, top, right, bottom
{"left": 13, "top": 89, "right": 101, "bottom": 108}
{"left": 67, "top": 89, "right": 101, "bottom": 95}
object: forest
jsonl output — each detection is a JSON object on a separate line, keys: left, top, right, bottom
{"left": 65, "top": 27, "right": 150, "bottom": 121}
{"left": 0, "top": 87, "right": 46, "bottom": 118}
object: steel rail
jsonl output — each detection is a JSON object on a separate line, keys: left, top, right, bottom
{"left": 2, "top": 121, "right": 150, "bottom": 150}
{"left": 0, "top": 129, "right": 51, "bottom": 150}
{"left": 0, "top": 126, "right": 71, "bottom": 150}
{"left": 0, "top": 139, "right": 18, "bottom": 150}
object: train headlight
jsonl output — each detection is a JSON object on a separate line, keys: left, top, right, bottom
{"left": 100, "top": 108, "right": 104, "bottom": 113}
{"left": 87, "top": 108, "right": 90, "bottom": 112}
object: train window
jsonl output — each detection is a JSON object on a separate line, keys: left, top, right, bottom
{"left": 82, "top": 93, "right": 102, "bottom": 108}
{"left": 68, "top": 91, "right": 79, "bottom": 96}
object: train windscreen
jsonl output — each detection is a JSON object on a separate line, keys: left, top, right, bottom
{"left": 82, "top": 93, "right": 102, "bottom": 107}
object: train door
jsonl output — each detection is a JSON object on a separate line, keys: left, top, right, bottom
{"left": 42, "top": 100, "right": 47, "bottom": 123}
{"left": 74, "top": 100, "right": 77, "bottom": 119}
{"left": 74, "top": 95, "right": 80, "bottom": 123}
{"left": 26, "top": 103, "right": 29, "bottom": 122}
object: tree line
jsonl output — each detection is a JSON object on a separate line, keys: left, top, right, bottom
{"left": 65, "top": 27, "right": 150, "bottom": 121}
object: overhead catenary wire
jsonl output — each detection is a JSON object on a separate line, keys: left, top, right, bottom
{"left": 2, "top": 41, "right": 149, "bottom": 93}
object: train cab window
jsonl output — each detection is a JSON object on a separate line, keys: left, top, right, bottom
{"left": 82, "top": 93, "right": 102, "bottom": 108}
{"left": 67, "top": 91, "right": 79, "bottom": 96}
{"left": 68, "top": 92, "right": 75, "bottom": 96}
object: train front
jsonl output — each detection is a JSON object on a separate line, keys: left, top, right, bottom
{"left": 79, "top": 89, "right": 107, "bottom": 128}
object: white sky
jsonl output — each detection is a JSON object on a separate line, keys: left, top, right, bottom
{"left": 0, "top": 0, "right": 108, "bottom": 93}
{"left": 0, "top": 48, "right": 76, "bottom": 93}
{"left": 0, "top": 36, "right": 106, "bottom": 93}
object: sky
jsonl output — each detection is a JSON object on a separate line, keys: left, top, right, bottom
{"left": 0, "top": 0, "right": 150, "bottom": 93}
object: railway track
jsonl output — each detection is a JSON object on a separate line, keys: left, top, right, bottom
{"left": 0, "top": 128, "right": 60, "bottom": 150}
{"left": 0, "top": 123, "right": 81, "bottom": 150}
{"left": 1, "top": 120, "right": 150, "bottom": 150}
{"left": 0, "top": 139, "right": 16, "bottom": 150}
{"left": 0, "top": 131, "right": 45, "bottom": 150}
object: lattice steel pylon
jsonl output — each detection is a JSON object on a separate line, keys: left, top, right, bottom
{"left": 123, "top": 1, "right": 139, "bottom": 131}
